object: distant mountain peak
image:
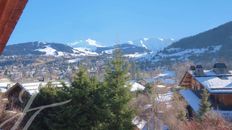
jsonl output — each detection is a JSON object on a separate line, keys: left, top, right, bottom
{"left": 85, "top": 38, "right": 104, "bottom": 47}
{"left": 68, "top": 38, "right": 104, "bottom": 51}
{"left": 143, "top": 38, "right": 149, "bottom": 41}
{"left": 124, "top": 37, "right": 175, "bottom": 53}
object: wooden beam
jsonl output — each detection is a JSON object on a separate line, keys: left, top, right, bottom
{"left": 0, "top": 0, "right": 28, "bottom": 53}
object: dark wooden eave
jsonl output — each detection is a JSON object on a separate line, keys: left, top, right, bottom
{"left": 0, "top": 0, "right": 28, "bottom": 53}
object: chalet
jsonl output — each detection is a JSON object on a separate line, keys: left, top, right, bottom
{"left": 179, "top": 63, "right": 232, "bottom": 120}
{"left": 4, "top": 83, "right": 30, "bottom": 110}
{"left": 3, "top": 81, "right": 70, "bottom": 110}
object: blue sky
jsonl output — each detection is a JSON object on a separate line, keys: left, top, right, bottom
{"left": 8, "top": 0, "right": 232, "bottom": 45}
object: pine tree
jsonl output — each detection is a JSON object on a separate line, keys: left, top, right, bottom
{"left": 25, "top": 56, "right": 135, "bottom": 130}
{"left": 26, "top": 82, "right": 65, "bottom": 130}
{"left": 27, "top": 68, "right": 103, "bottom": 130}
{"left": 104, "top": 49, "right": 134, "bottom": 130}
{"left": 198, "top": 89, "right": 211, "bottom": 118}
{"left": 59, "top": 67, "right": 102, "bottom": 130}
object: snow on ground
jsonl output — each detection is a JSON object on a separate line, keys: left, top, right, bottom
{"left": 161, "top": 79, "right": 176, "bottom": 85}
{"left": 36, "top": 46, "right": 70, "bottom": 57}
{"left": 132, "top": 116, "right": 147, "bottom": 130}
{"left": 140, "top": 40, "right": 148, "bottom": 49}
{"left": 36, "top": 46, "right": 57, "bottom": 56}
{"left": 73, "top": 48, "right": 99, "bottom": 56}
{"left": 154, "top": 71, "right": 175, "bottom": 78}
{"left": 157, "top": 85, "right": 166, "bottom": 88}
{"left": 156, "top": 91, "right": 173, "bottom": 103}
{"left": 130, "top": 82, "right": 145, "bottom": 92}
{"left": 144, "top": 71, "right": 176, "bottom": 85}
{"left": 0, "top": 83, "right": 11, "bottom": 93}
{"left": 57, "top": 51, "right": 65, "bottom": 56}
{"left": 144, "top": 104, "right": 152, "bottom": 110}
{"left": 124, "top": 52, "right": 148, "bottom": 58}
{"left": 160, "top": 45, "right": 222, "bottom": 58}
{"left": 67, "top": 58, "right": 82, "bottom": 63}
{"left": 103, "top": 49, "right": 114, "bottom": 54}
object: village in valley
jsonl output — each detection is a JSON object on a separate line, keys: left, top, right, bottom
{"left": 1, "top": 61, "right": 232, "bottom": 129}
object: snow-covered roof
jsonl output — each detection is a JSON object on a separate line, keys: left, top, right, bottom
{"left": 189, "top": 70, "right": 232, "bottom": 77}
{"left": 189, "top": 70, "right": 232, "bottom": 93}
{"left": 25, "top": 82, "right": 71, "bottom": 95}
{"left": 22, "top": 82, "right": 46, "bottom": 95}
{"left": 179, "top": 89, "right": 200, "bottom": 112}
{"left": 7, "top": 81, "right": 70, "bottom": 95}
{"left": 130, "top": 82, "right": 145, "bottom": 92}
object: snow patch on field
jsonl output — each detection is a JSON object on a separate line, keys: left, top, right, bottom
{"left": 156, "top": 91, "right": 173, "bottom": 103}
{"left": 67, "top": 58, "right": 81, "bottom": 63}
{"left": 160, "top": 45, "right": 222, "bottom": 58}
{"left": 73, "top": 48, "right": 98, "bottom": 56}
{"left": 130, "top": 82, "right": 145, "bottom": 92}
{"left": 103, "top": 49, "right": 114, "bottom": 54}
{"left": 36, "top": 46, "right": 57, "bottom": 56}
{"left": 144, "top": 71, "right": 176, "bottom": 85}
{"left": 124, "top": 52, "right": 148, "bottom": 58}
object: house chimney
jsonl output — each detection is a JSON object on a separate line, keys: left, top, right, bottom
{"left": 194, "top": 65, "right": 204, "bottom": 76}
{"left": 190, "top": 65, "right": 196, "bottom": 71}
{"left": 213, "top": 63, "right": 228, "bottom": 74}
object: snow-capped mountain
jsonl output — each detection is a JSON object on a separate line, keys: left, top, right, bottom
{"left": 68, "top": 38, "right": 151, "bottom": 57}
{"left": 125, "top": 38, "right": 175, "bottom": 53}
{"left": 2, "top": 37, "right": 174, "bottom": 58}
{"left": 95, "top": 43, "right": 150, "bottom": 57}
{"left": 3, "top": 41, "right": 95, "bottom": 56}
{"left": 68, "top": 38, "right": 104, "bottom": 51}
{"left": 3, "top": 41, "right": 149, "bottom": 57}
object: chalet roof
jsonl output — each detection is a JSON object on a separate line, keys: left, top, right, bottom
{"left": 22, "top": 82, "right": 46, "bottom": 94}
{"left": 22, "top": 81, "right": 70, "bottom": 95}
{"left": 179, "top": 89, "right": 200, "bottom": 112}
{"left": 188, "top": 70, "right": 232, "bottom": 93}
{"left": 6, "top": 81, "right": 70, "bottom": 95}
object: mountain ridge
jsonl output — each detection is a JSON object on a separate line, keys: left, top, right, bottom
{"left": 3, "top": 37, "right": 174, "bottom": 57}
{"left": 147, "top": 21, "right": 232, "bottom": 65}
